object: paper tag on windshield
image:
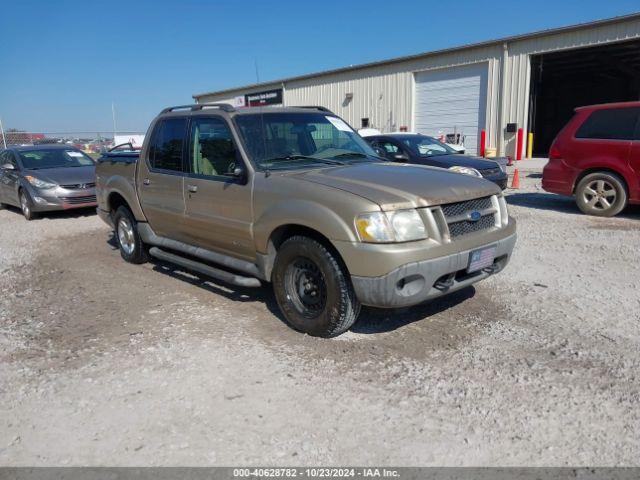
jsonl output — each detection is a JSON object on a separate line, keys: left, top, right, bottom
{"left": 66, "top": 151, "right": 84, "bottom": 157}
{"left": 326, "top": 116, "right": 353, "bottom": 132}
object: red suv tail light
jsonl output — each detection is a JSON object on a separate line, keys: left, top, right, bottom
{"left": 549, "top": 143, "right": 562, "bottom": 160}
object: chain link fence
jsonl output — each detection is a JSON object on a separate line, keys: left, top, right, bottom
{"left": 0, "top": 129, "right": 146, "bottom": 155}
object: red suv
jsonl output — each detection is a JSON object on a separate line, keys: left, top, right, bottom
{"left": 542, "top": 101, "right": 640, "bottom": 217}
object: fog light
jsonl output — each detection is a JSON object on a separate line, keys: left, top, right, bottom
{"left": 34, "top": 197, "right": 47, "bottom": 204}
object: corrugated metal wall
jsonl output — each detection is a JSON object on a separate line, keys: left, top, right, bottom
{"left": 196, "top": 16, "right": 640, "bottom": 157}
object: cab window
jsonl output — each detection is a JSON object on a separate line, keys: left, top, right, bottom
{"left": 148, "top": 118, "right": 187, "bottom": 171}
{"left": 189, "top": 117, "right": 239, "bottom": 178}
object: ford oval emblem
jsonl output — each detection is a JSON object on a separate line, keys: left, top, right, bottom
{"left": 469, "top": 211, "right": 482, "bottom": 222}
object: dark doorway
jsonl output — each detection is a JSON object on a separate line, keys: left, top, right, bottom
{"left": 528, "top": 39, "right": 640, "bottom": 156}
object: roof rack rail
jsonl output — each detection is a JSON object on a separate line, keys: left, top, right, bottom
{"left": 297, "top": 105, "right": 333, "bottom": 113}
{"left": 192, "top": 103, "right": 235, "bottom": 112}
{"left": 160, "top": 103, "right": 235, "bottom": 114}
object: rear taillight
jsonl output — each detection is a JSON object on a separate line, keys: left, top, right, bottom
{"left": 549, "top": 143, "right": 562, "bottom": 160}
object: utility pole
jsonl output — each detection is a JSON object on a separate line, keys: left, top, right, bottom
{"left": 0, "top": 117, "right": 6, "bottom": 149}
{"left": 111, "top": 102, "right": 117, "bottom": 138}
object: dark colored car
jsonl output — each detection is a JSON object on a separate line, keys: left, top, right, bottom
{"left": 542, "top": 101, "right": 640, "bottom": 217}
{"left": 0, "top": 145, "right": 97, "bottom": 220}
{"left": 364, "top": 133, "right": 508, "bottom": 189}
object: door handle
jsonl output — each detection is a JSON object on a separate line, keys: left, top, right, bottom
{"left": 142, "top": 178, "right": 150, "bottom": 185}
{"left": 187, "top": 185, "right": 198, "bottom": 193}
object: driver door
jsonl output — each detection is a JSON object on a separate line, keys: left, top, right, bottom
{"left": 181, "top": 116, "right": 254, "bottom": 260}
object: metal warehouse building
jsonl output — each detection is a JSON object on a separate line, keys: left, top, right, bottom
{"left": 193, "top": 13, "right": 640, "bottom": 157}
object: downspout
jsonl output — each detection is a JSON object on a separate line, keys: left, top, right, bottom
{"left": 497, "top": 42, "right": 509, "bottom": 156}
{"left": 281, "top": 82, "right": 286, "bottom": 106}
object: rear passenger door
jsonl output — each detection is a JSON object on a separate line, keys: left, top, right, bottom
{"left": 137, "top": 117, "right": 188, "bottom": 241}
{"left": 630, "top": 112, "right": 640, "bottom": 198}
{"left": 182, "top": 116, "right": 254, "bottom": 260}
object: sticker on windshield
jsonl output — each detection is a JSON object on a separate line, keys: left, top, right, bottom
{"left": 326, "top": 116, "right": 353, "bottom": 132}
{"left": 66, "top": 151, "right": 84, "bottom": 157}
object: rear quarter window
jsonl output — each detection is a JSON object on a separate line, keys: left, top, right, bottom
{"left": 575, "top": 107, "right": 640, "bottom": 140}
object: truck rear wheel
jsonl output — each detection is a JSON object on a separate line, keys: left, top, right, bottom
{"left": 272, "top": 235, "right": 360, "bottom": 338}
{"left": 113, "top": 206, "right": 149, "bottom": 264}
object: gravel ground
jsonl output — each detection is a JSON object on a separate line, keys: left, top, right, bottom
{"left": 0, "top": 163, "right": 639, "bottom": 466}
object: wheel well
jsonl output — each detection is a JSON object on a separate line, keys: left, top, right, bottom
{"left": 107, "top": 192, "right": 130, "bottom": 214}
{"left": 573, "top": 168, "right": 628, "bottom": 194}
{"left": 267, "top": 224, "right": 349, "bottom": 274}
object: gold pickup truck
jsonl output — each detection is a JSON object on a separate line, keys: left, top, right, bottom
{"left": 96, "top": 104, "right": 516, "bottom": 337}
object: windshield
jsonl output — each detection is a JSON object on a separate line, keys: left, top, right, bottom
{"left": 18, "top": 148, "right": 95, "bottom": 169}
{"left": 234, "top": 112, "right": 379, "bottom": 170}
{"left": 400, "top": 135, "right": 457, "bottom": 157}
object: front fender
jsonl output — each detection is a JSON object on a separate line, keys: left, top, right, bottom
{"left": 253, "top": 199, "right": 358, "bottom": 254}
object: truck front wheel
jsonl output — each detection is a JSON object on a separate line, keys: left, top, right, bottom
{"left": 113, "top": 206, "right": 149, "bottom": 264}
{"left": 272, "top": 235, "right": 361, "bottom": 337}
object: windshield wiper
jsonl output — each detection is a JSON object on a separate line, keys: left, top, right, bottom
{"left": 331, "top": 152, "right": 368, "bottom": 159}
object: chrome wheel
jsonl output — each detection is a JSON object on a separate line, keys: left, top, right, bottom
{"left": 117, "top": 217, "right": 136, "bottom": 255}
{"left": 582, "top": 179, "right": 617, "bottom": 211}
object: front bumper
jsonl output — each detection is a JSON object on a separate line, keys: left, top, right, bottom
{"left": 27, "top": 185, "right": 97, "bottom": 212}
{"left": 351, "top": 231, "right": 517, "bottom": 308}
{"left": 483, "top": 172, "right": 508, "bottom": 190}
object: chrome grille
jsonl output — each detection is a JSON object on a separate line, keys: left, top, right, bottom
{"left": 60, "top": 182, "right": 96, "bottom": 189}
{"left": 441, "top": 196, "right": 496, "bottom": 239}
{"left": 441, "top": 197, "right": 492, "bottom": 218}
{"left": 60, "top": 195, "right": 97, "bottom": 205}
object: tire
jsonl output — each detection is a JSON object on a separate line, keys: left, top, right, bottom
{"left": 19, "top": 190, "right": 37, "bottom": 221}
{"left": 113, "top": 206, "right": 149, "bottom": 264}
{"left": 575, "top": 172, "right": 627, "bottom": 217}
{"left": 272, "top": 235, "right": 361, "bottom": 338}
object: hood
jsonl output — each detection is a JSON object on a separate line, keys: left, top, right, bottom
{"left": 418, "top": 154, "right": 500, "bottom": 170}
{"left": 288, "top": 162, "right": 500, "bottom": 210}
{"left": 24, "top": 165, "right": 96, "bottom": 185}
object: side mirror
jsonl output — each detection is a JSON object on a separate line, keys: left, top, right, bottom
{"left": 393, "top": 153, "right": 409, "bottom": 162}
{"left": 230, "top": 165, "right": 247, "bottom": 183}
{"left": 1, "top": 163, "right": 15, "bottom": 170}
{"left": 373, "top": 146, "right": 387, "bottom": 157}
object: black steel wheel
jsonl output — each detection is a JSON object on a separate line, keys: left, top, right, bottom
{"left": 272, "top": 235, "right": 360, "bottom": 337}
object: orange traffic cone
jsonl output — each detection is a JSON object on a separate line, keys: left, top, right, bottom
{"left": 511, "top": 168, "right": 520, "bottom": 189}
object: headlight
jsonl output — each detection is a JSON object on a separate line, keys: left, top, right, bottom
{"left": 25, "top": 176, "right": 57, "bottom": 189}
{"left": 355, "top": 209, "right": 427, "bottom": 243}
{"left": 449, "top": 165, "right": 482, "bottom": 177}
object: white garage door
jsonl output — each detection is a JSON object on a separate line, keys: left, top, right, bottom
{"left": 414, "top": 63, "right": 488, "bottom": 155}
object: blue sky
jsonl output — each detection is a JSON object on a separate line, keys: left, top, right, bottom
{"left": 0, "top": 0, "right": 638, "bottom": 133}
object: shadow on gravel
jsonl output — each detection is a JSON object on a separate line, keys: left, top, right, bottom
{"left": 149, "top": 260, "right": 286, "bottom": 320}
{"left": 1, "top": 204, "right": 96, "bottom": 220}
{"left": 506, "top": 192, "right": 581, "bottom": 214}
{"left": 507, "top": 192, "right": 640, "bottom": 219}
{"left": 351, "top": 287, "right": 476, "bottom": 334}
